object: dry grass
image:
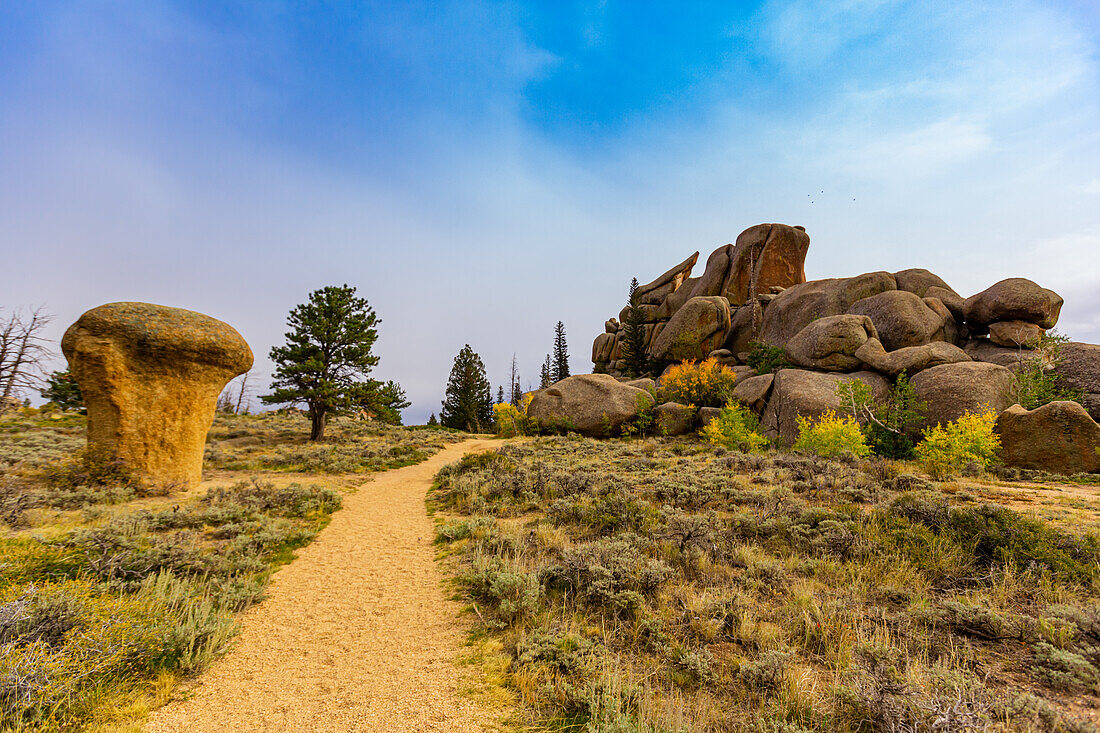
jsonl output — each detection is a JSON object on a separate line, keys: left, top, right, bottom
{"left": 430, "top": 436, "right": 1100, "bottom": 733}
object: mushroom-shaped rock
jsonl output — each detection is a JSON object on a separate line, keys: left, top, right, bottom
{"left": 847, "top": 290, "right": 947, "bottom": 351}
{"left": 62, "top": 302, "right": 253, "bottom": 488}
{"left": 988, "top": 320, "right": 1044, "bottom": 349}
{"left": 855, "top": 338, "right": 971, "bottom": 378}
{"left": 649, "top": 296, "right": 732, "bottom": 362}
{"left": 784, "top": 314, "right": 878, "bottom": 372}
{"left": 908, "top": 362, "right": 1015, "bottom": 432}
{"left": 758, "top": 272, "right": 897, "bottom": 347}
{"left": 760, "top": 369, "right": 890, "bottom": 445}
{"left": 527, "top": 374, "right": 654, "bottom": 437}
{"left": 962, "top": 278, "right": 1063, "bottom": 329}
{"left": 995, "top": 401, "right": 1100, "bottom": 475}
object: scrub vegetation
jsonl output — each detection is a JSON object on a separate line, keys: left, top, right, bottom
{"left": 431, "top": 436, "right": 1100, "bottom": 733}
{"left": 0, "top": 408, "right": 462, "bottom": 731}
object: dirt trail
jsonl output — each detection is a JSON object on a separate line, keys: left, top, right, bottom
{"left": 145, "top": 438, "right": 502, "bottom": 733}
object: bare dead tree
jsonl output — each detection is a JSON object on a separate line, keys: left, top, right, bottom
{"left": 0, "top": 306, "right": 54, "bottom": 405}
{"left": 508, "top": 354, "right": 521, "bottom": 406}
{"left": 234, "top": 370, "right": 253, "bottom": 414}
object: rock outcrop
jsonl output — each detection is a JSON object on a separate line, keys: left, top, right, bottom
{"left": 62, "top": 302, "right": 253, "bottom": 488}
{"left": 1054, "top": 343, "right": 1100, "bottom": 422}
{"left": 854, "top": 339, "right": 971, "bottom": 378}
{"left": 995, "top": 401, "right": 1100, "bottom": 475}
{"left": 846, "top": 290, "right": 948, "bottom": 351}
{"left": 527, "top": 374, "right": 654, "bottom": 436}
{"left": 962, "top": 278, "right": 1063, "bottom": 330}
{"left": 649, "top": 296, "right": 732, "bottom": 362}
{"left": 758, "top": 272, "right": 897, "bottom": 347}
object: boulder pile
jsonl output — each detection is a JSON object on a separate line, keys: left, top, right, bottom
{"left": 62, "top": 302, "right": 253, "bottom": 488}
{"left": 578, "top": 223, "right": 1100, "bottom": 473}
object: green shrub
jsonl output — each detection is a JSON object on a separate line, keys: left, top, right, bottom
{"left": 42, "top": 444, "right": 137, "bottom": 493}
{"left": 701, "top": 401, "right": 767, "bottom": 452}
{"left": 792, "top": 410, "right": 870, "bottom": 458}
{"left": 837, "top": 372, "right": 926, "bottom": 459}
{"left": 1009, "top": 332, "right": 1085, "bottom": 410}
{"left": 746, "top": 342, "right": 792, "bottom": 374}
{"left": 915, "top": 409, "right": 1000, "bottom": 479}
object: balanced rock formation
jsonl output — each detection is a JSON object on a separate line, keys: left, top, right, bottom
{"left": 847, "top": 290, "right": 949, "bottom": 351}
{"left": 988, "top": 320, "right": 1044, "bottom": 349}
{"left": 62, "top": 302, "right": 253, "bottom": 488}
{"left": 963, "top": 278, "right": 1063, "bottom": 330}
{"left": 995, "top": 401, "right": 1100, "bottom": 475}
{"left": 527, "top": 374, "right": 654, "bottom": 436}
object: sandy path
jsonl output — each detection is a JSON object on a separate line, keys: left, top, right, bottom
{"left": 145, "top": 438, "right": 501, "bottom": 733}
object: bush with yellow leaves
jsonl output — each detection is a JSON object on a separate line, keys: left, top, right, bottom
{"left": 657, "top": 358, "right": 738, "bottom": 408}
{"left": 701, "top": 402, "right": 768, "bottom": 452}
{"left": 792, "top": 410, "right": 871, "bottom": 458}
{"left": 493, "top": 396, "right": 532, "bottom": 438}
{"left": 915, "top": 408, "right": 1001, "bottom": 479}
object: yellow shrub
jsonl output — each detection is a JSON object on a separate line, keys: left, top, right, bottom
{"left": 701, "top": 402, "right": 768, "bottom": 452}
{"left": 658, "top": 358, "right": 738, "bottom": 408}
{"left": 792, "top": 410, "right": 870, "bottom": 458}
{"left": 493, "top": 402, "right": 528, "bottom": 437}
{"left": 915, "top": 408, "right": 1000, "bottom": 479}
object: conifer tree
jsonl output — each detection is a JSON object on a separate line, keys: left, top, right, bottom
{"left": 497, "top": 385, "right": 504, "bottom": 404}
{"left": 262, "top": 284, "right": 385, "bottom": 440}
{"left": 621, "top": 277, "right": 649, "bottom": 378}
{"left": 539, "top": 355, "right": 553, "bottom": 388}
{"left": 441, "top": 345, "right": 493, "bottom": 432}
{"left": 552, "top": 321, "right": 570, "bottom": 382}
{"left": 427, "top": 413, "right": 439, "bottom": 427}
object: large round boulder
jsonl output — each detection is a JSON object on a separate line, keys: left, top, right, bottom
{"left": 1053, "top": 342, "right": 1100, "bottom": 422}
{"left": 62, "top": 302, "right": 254, "bottom": 488}
{"left": 847, "top": 290, "right": 946, "bottom": 351}
{"left": 995, "top": 401, "right": 1100, "bottom": 475}
{"left": 962, "top": 278, "right": 1063, "bottom": 329}
{"left": 894, "top": 269, "right": 956, "bottom": 298}
{"left": 649, "top": 296, "right": 732, "bottom": 362}
{"left": 732, "top": 373, "right": 774, "bottom": 414}
{"left": 784, "top": 314, "right": 877, "bottom": 372}
{"left": 760, "top": 369, "right": 890, "bottom": 445}
{"left": 527, "top": 374, "right": 655, "bottom": 437}
{"left": 909, "top": 362, "right": 1015, "bottom": 431}
{"left": 724, "top": 223, "right": 810, "bottom": 306}
{"left": 758, "top": 272, "right": 897, "bottom": 347}
{"left": 988, "top": 320, "right": 1044, "bottom": 349}
{"left": 656, "top": 402, "right": 696, "bottom": 436}
{"left": 855, "top": 338, "right": 971, "bottom": 378}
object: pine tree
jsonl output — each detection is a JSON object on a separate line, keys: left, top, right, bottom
{"left": 441, "top": 345, "right": 494, "bottom": 432}
{"left": 497, "top": 385, "right": 504, "bottom": 404}
{"left": 40, "top": 368, "right": 83, "bottom": 411}
{"left": 621, "top": 277, "right": 649, "bottom": 378}
{"left": 261, "top": 284, "right": 384, "bottom": 440}
{"left": 427, "top": 413, "right": 439, "bottom": 427}
{"left": 552, "top": 321, "right": 570, "bottom": 382}
{"left": 539, "top": 355, "right": 553, "bottom": 388}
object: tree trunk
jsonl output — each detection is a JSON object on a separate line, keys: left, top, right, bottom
{"left": 310, "top": 408, "right": 327, "bottom": 441}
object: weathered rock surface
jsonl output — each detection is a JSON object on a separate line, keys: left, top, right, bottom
{"left": 962, "top": 278, "right": 1063, "bottom": 329}
{"left": 733, "top": 374, "right": 774, "bottom": 414}
{"left": 963, "top": 339, "right": 1043, "bottom": 370}
{"left": 650, "top": 296, "right": 731, "bottom": 362}
{"left": 723, "top": 224, "right": 810, "bottom": 306}
{"left": 1054, "top": 342, "right": 1100, "bottom": 422}
{"left": 527, "top": 374, "right": 654, "bottom": 436}
{"left": 656, "top": 402, "right": 695, "bottom": 436}
{"left": 697, "top": 406, "right": 722, "bottom": 428}
{"left": 760, "top": 369, "right": 890, "bottom": 445}
{"left": 894, "top": 269, "right": 956, "bottom": 298}
{"left": 759, "top": 272, "right": 897, "bottom": 347}
{"left": 988, "top": 320, "right": 1044, "bottom": 348}
{"left": 636, "top": 252, "right": 699, "bottom": 305}
{"left": 623, "top": 377, "right": 656, "bottom": 391}
{"left": 847, "top": 290, "right": 946, "bottom": 351}
{"left": 855, "top": 338, "right": 971, "bottom": 378}
{"left": 995, "top": 401, "right": 1100, "bottom": 474}
{"left": 926, "top": 286, "right": 966, "bottom": 323}
{"left": 909, "top": 362, "right": 1015, "bottom": 431}
{"left": 62, "top": 302, "right": 253, "bottom": 488}
{"left": 784, "top": 315, "right": 877, "bottom": 372}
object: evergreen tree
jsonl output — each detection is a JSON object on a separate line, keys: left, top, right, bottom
{"left": 353, "top": 379, "right": 411, "bottom": 425}
{"left": 427, "top": 413, "right": 439, "bottom": 427}
{"left": 539, "top": 355, "right": 553, "bottom": 388}
{"left": 261, "top": 284, "right": 382, "bottom": 440}
{"left": 40, "top": 368, "right": 83, "bottom": 411}
{"left": 621, "top": 277, "right": 649, "bottom": 378}
{"left": 441, "top": 345, "right": 494, "bottom": 432}
{"left": 497, "top": 385, "right": 505, "bottom": 404}
{"left": 552, "top": 321, "right": 570, "bottom": 382}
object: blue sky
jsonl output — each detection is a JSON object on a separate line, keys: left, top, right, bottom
{"left": 2, "top": 1, "right": 1099, "bottom": 422}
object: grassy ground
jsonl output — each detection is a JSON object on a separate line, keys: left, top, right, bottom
{"left": 430, "top": 436, "right": 1100, "bottom": 733}
{"left": 0, "top": 410, "right": 464, "bottom": 732}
